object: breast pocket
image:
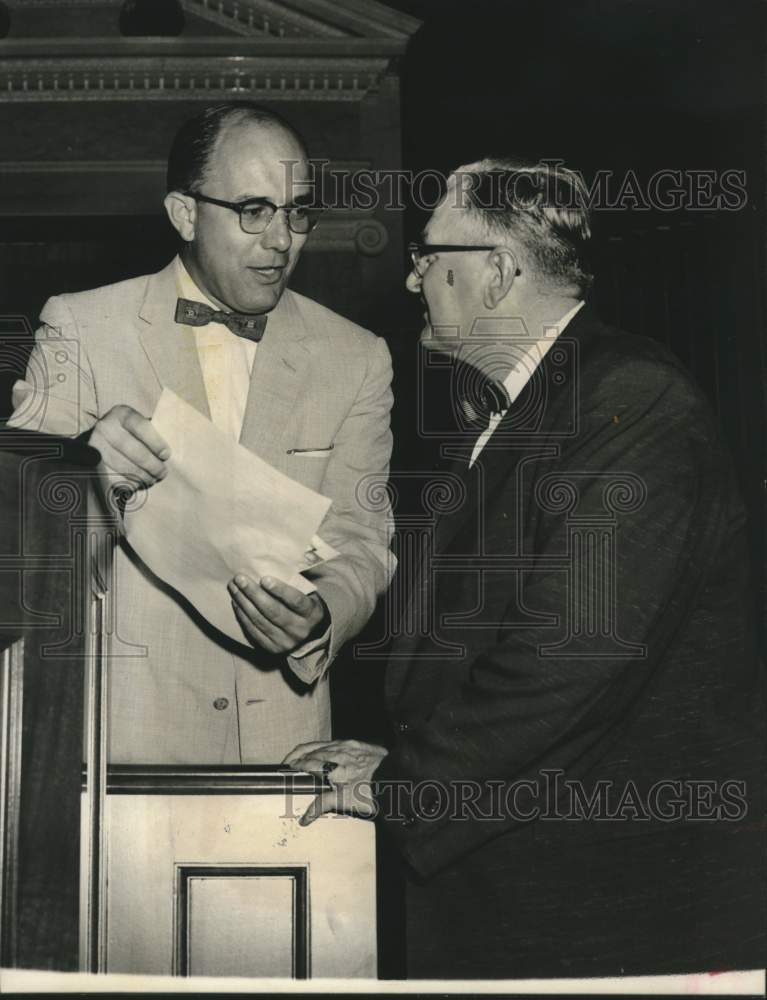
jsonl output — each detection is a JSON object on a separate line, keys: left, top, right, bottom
{"left": 286, "top": 446, "right": 335, "bottom": 457}
{"left": 288, "top": 444, "right": 335, "bottom": 458}
{"left": 285, "top": 445, "right": 334, "bottom": 489}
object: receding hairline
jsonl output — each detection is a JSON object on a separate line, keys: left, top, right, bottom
{"left": 195, "top": 111, "right": 308, "bottom": 191}
{"left": 210, "top": 113, "right": 307, "bottom": 160}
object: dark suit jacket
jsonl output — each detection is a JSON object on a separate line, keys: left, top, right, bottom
{"left": 375, "top": 306, "right": 765, "bottom": 979}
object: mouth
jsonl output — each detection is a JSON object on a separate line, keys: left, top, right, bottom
{"left": 247, "top": 265, "right": 286, "bottom": 284}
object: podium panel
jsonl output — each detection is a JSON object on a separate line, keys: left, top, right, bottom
{"left": 83, "top": 768, "right": 377, "bottom": 979}
{"left": 184, "top": 871, "right": 300, "bottom": 979}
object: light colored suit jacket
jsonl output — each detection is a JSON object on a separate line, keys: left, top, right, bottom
{"left": 10, "top": 260, "right": 395, "bottom": 763}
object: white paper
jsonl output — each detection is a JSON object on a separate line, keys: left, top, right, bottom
{"left": 124, "top": 388, "right": 337, "bottom": 644}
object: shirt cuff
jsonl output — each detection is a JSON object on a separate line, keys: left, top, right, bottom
{"left": 291, "top": 623, "right": 331, "bottom": 660}
{"left": 286, "top": 623, "right": 332, "bottom": 685}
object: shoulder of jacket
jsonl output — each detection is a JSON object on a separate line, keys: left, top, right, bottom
{"left": 574, "top": 321, "right": 707, "bottom": 420}
{"left": 576, "top": 315, "right": 690, "bottom": 380}
{"left": 283, "top": 288, "right": 381, "bottom": 350}
{"left": 51, "top": 272, "right": 151, "bottom": 314}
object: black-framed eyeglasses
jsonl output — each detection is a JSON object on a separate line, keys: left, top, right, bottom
{"left": 408, "top": 241, "right": 520, "bottom": 277}
{"left": 185, "top": 191, "right": 323, "bottom": 235}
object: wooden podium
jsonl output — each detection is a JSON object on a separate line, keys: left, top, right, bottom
{"left": 93, "top": 766, "right": 376, "bottom": 978}
{"left": 0, "top": 428, "right": 377, "bottom": 979}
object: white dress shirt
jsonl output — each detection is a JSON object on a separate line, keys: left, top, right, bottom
{"left": 175, "top": 257, "right": 258, "bottom": 440}
{"left": 174, "top": 256, "right": 329, "bottom": 662}
{"left": 469, "top": 300, "right": 585, "bottom": 466}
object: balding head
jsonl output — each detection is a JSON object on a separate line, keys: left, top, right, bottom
{"left": 166, "top": 102, "right": 309, "bottom": 195}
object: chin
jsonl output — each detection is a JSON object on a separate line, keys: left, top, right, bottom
{"left": 233, "top": 287, "right": 282, "bottom": 315}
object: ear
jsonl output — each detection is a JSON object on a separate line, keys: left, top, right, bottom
{"left": 482, "top": 247, "right": 519, "bottom": 310}
{"left": 164, "top": 191, "right": 196, "bottom": 243}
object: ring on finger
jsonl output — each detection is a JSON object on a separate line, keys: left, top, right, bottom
{"left": 322, "top": 760, "right": 338, "bottom": 782}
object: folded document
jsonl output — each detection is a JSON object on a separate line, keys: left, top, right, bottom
{"left": 124, "top": 388, "right": 338, "bottom": 645}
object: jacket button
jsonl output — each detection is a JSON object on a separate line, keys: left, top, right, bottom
{"left": 397, "top": 721, "right": 409, "bottom": 733}
{"left": 213, "top": 697, "right": 229, "bottom": 711}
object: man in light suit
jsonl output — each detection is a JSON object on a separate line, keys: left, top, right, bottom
{"left": 286, "top": 158, "right": 765, "bottom": 977}
{"left": 9, "top": 103, "right": 395, "bottom": 764}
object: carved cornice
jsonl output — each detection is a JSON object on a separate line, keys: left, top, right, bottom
{"left": 0, "top": 0, "right": 420, "bottom": 102}
{"left": 0, "top": 36, "right": 412, "bottom": 57}
{"left": 6, "top": 0, "right": 421, "bottom": 41}
{"left": 0, "top": 53, "right": 391, "bottom": 102}
{"left": 179, "top": 1, "right": 274, "bottom": 39}
{"left": 182, "top": 0, "right": 350, "bottom": 39}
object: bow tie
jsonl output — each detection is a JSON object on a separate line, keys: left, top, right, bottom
{"left": 175, "top": 298, "right": 268, "bottom": 342}
{"left": 458, "top": 376, "right": 511, "bottom": 431}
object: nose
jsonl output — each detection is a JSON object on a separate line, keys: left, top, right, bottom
{"left": 261, "top": 209, "right": 292, "bottom": 253}
{"left": 406, "top": 267, "right": 422, "bottom": 294}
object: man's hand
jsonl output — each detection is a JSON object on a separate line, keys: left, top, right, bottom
{"left": 88, "top": 404, "right": 170, "bottom": 492}
{"left": 228, "top": 575, "right": 329, "bottom": 656}
{"left": 282, "top": 739, "right": 389, "bottom": 826}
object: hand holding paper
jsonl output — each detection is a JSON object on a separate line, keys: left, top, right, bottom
{"left": 228, "top": 573, "right": 329, "bottom": 655}
{"left": 90, "top": 403, "right": 170, "bottom": 488}
{"left": 123, "top": 389, "right": 338, "bottom": 647}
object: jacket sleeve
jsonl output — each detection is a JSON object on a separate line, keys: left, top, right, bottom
{"left": 7, "top": 295, "right": 98, "bottom": 437}
{"left": 373, "top": 356, "right": 729, "bottom": 877}
{"left": 287, "top": 333, "right": 396, "bottom": 684}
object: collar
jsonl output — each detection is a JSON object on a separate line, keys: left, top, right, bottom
{"left": 175, "top": 255, "right": 221, "bottom": 312}
{"left": 173, "top": 255, "right": 303, "bottom": 345}
{"left": 499, "top": 299, "right": 585, "bottom": 406}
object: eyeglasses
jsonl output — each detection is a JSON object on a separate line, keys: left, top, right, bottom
{"left": 185, "top": 191, "right": 323, "bottom": 235}
{"left": 408, "top": 241, "right": 520, "bottom": 278}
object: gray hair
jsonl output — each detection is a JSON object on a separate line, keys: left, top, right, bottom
{"left": 451, "top": 156, "right": 594, "bottom": 295}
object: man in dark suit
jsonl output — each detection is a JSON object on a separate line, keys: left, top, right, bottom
{"left": 284, "top": 157, "right": 765, "bottom": 979}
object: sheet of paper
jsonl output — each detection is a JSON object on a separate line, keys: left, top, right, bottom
{"left": 124, "top": 388, "right": 337, "bottom": 645}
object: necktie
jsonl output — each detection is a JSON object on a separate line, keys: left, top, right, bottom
{"left": 174, "top": 298, "right": 268, "bottom": 342}
{"left": 458, "top": 376, "right": 511, "bottom": 431}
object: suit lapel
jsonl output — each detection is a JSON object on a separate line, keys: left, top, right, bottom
{"left": 238, "top": 290, "right": 314, "bottom": 466}
{"left": 137, "top": 260, "right": 211, "bottom": 419}
{"left": 430, "top": 313, "right": 590, "bottom": 561}
{"left": 429, "top": 382, "right": 539, "bottom": 567}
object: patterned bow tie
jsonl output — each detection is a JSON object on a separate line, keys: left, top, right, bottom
{"left": 458, "top": 376, "right": 511, "bottom": 431}
{"left": 175, "top": 298, "right": 268, "bottom": 342}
